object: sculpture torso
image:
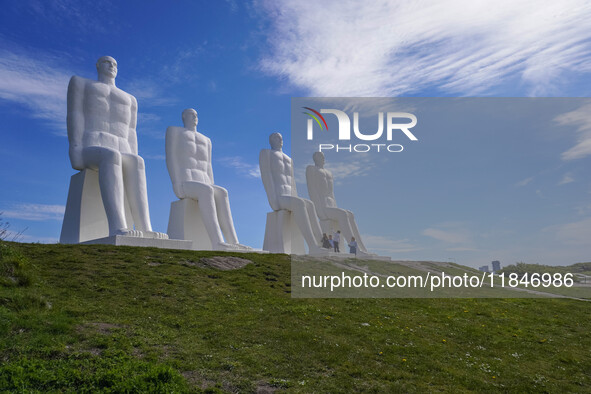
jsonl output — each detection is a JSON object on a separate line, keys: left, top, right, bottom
{"left": 269, "top": 149, "right": 293, "bottom": 198}
{"left": 310, "top": 166, "right": 337, "bottom": 208}
{"left": 77, "top": 76, "right": 135, "bottom": 154}
{"left": 169, "top": 127, "right": 212, "bottom": 185}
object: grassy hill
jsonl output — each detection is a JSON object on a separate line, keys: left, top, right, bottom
{"left": 1, "top": 241, "right": 590, "bottom": 392}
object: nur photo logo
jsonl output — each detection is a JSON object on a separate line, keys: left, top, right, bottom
{"left": 303, "top": 106, "right": 418, "bottom": 153}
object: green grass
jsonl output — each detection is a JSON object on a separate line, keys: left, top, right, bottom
{"left": 1, "top": 241, "right": 590, "bottom": 392}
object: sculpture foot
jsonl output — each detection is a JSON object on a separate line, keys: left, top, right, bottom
{"left": 142, "top": 231, "right": 169, "bottom": 240}
{"left": 213, "top": 242, "right": 244, "bottom": 251}
{"left": 113, "top": 229, "right": 143, "bottom": 237}
{"left": 231, "top": 243, "right": 253, "bottom": 251}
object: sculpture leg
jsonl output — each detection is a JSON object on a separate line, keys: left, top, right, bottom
{"left": 82, "top": 147, "right": 130, "bottom": 236}
{"left": 278, "top": 196, "right": 323, "bottom": 252}
{"left": 212, "top": 185, "right": 239, "bottom": 244}
{"left": 121, "top": 153, "right": 153, "bottom": 232}
{"left": 182, "top": 182, "right": 225, "bottom": 246}
{"left": 303, "top": 199, "right": 323, "bottom": 242}
{"left": 346, "top": 211, "right": 368, "bottom": 252}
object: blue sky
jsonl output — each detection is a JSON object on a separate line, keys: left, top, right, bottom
{"left": 0, "top": 0, "right": 590, "bottom": 268}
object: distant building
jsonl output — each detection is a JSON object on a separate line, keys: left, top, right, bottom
{"left": 491, "top": 260, "right": 501, "bottom": 272}
{"left": 478, "top": 265, "right": 489, "bottom": 272}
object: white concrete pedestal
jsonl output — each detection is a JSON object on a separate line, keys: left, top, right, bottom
{"left": 60, "top": 169, "right": 134, "bottom": 244}
{"left": 167, "top": 199, "right": 214, "bottom": 250}
{"left": 82, "top": 235, "right": 191, "bottom": 250}
{"left": 263, "top": 210, "right": 306, "bottom": 254}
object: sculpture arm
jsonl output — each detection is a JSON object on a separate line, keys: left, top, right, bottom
{"left": 259, "top": 150, "right": 279, "bottom": 211}
{"left": 165, "top": 127, "right": 184, "bottom": 198}
{"left": 306, "top": 166, "right": 320, "bottom": 203}
{"left": 290, "top": 157, "right": 299, "bottom": 197}
{"left": 66, "top": 76, "right": 85, "bottom": 170}
{"left": 306, "top": 166, "right": 325, "bottom": 218}
{"left": 207, "top": 137, "right": 214, "bottom": 184}
{"left": 128, "top": 95, "right": 139, "bottom": 155}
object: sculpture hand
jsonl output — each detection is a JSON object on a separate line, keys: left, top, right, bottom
{"left": 69, "top": 148, "right": 84, "bottom": 171}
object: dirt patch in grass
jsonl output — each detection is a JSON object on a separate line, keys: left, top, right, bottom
{"left": 185, "top": 256, "right": 253, "bottom": 271}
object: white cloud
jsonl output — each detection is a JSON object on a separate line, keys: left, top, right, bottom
{"left": 516, "top": 176, "right": 534, "bottom": 187}
{"left": 549, "top": 217, "right": 591, "bottom": 246}
{"left": 325, "top": 156, "right": 375, "bottom": 181}
{"left": 422, "top": 222, "right": 474, "bottom": 246}
{"left": 363, "top": 235, "right": 422, "bottom": 253}
{"left": 1, "top": 203, "right": 65, "bottom": 221}
{"left": 217, "top": 156, "right": 261, "bottom": 178}
{"left": 0, "top": 47, "right": 71, "bottom": 132}
{"left": 423, "top": 228, "right": 468, "bottom": 244}
{"left": 143, "top": 154, "right": 166, "bottom": 160}
{"left": 554, "top": 102, "right": 591, "bottom": 160}
{"left": 260, "top": 0, "right": 591, "bottom": 96}
{"left": 558, "top": 173, "right": 575, "bottom": 185}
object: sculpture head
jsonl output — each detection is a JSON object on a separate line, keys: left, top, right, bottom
{"left": 313, "top": 151, "right": 325, "bottom": 167}
{"left": 269, "top": 132, "right": 283, "bottom": 150}
{"left": 96, "top": 56, "right": 117, "bottom": 79}
{"left": 182, "top": 108, "right": 198, "bottom": 130}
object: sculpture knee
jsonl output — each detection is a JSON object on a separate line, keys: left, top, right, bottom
{"left": 189, "top": 183, "right": 215, "bottom": 201}
{"left": 214, "top": 186, "right": 228, "bottom": 199}
{"left": 100, "top": 149, "right": 122, "bottom": 166}
{"left": 292, "top": 199, "right": 307, "bottom": 213}
{"left": 123, "top": 154, "right": 145, "bottom": 170}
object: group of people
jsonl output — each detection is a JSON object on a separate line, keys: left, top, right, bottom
{"left": 321, "top": 231, "right": 358, "bottom": 255}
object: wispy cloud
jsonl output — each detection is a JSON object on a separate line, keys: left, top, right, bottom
{"left": 0, "top": 45, "right": 71, "bottom": 133}
{"left": 260, "top": 0, "right": 591, "bottom": 96}
{"left": 558, "top": 173, "right": 575, "bottom": 185}
{"left": 325, "top": 156, "right": 375, "bottom": 181}
{"left": 423, "top": 228, "right": 468, "bottom": 244}
{"left": 16, "top": 0, "right": 117, "bottom": 35}
{"left": 217, "top": 156, "right": 261, "bottom": 178}
{"left": 124, "top": 79, "right": 178, "bottom": 107}
{"left": 515, "top": 176, "right": 534, "bottom": 187}
{"left": 554, "top": 102, "right": 591, "bottom": 160}
{"left": 143, "top": 154, "right": 165, "bottom": 161}
{"left": 363, "top": 235, "right": 422, "bottom": 254}
{"left": 1, "top": 203, "right": 65, "bottom": 221}
{"left": 548, "top": 217, "right": 591, "bottom": 246}
{"left": 422, "top": 222, "right": 473, "bottom": 246}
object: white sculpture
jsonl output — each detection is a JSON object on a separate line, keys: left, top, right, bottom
{"left": 306, "top": 151, "right": 373, "bottom": 257}
{"left": 61, "top": 56, "right": 166, "bottom": 242}
{"left": 165, "top": 109, "right": 250, "bottom": 251}
{"left": 259, "top": 132, "right": 325, "bottom": 254}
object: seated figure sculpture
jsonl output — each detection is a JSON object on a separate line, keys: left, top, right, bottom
{"left": 61, "top": 56, "right": 166, "bottom": 241}
{"left": 306, "top": 151, "right": 373, "bottom": 256}
{"left": 165, "top": 109, "right": 250, "bottom": 251}
{"left": 259, "top": 132, "right": 324, "bottom": 254}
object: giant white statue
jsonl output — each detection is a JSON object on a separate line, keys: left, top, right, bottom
{"left": 165, "top": 108, "right": 250, "bottom": 251}
{"left": 259, "top": 132, "right": 324, "bottom": 254}
{"left": 60, "top": 56, "right": 167, "bottom": 243}
{"left": 306, "top": 151, "right": 374, "bottom": 257}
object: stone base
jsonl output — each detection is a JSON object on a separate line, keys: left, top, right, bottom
{"left": 263, "top": 210, "right": 306, "bottom": 254}
{"left": 167, "top": 199, "right": 213, "bottom": 250}
{"left": 81, "top": 235, "right": 192, "bottom": 250}
{"left": 60, "top": 169, "right": 134, "bottom": 244}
